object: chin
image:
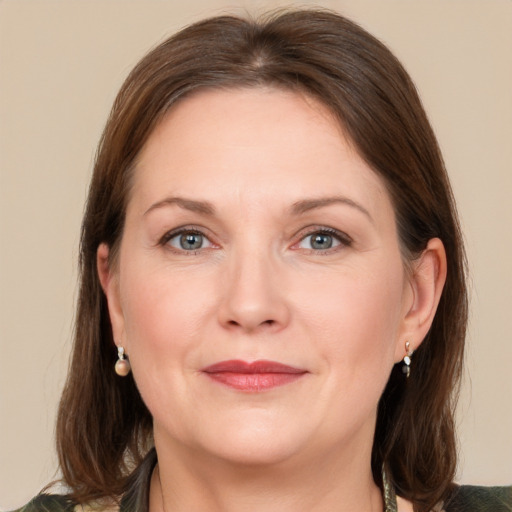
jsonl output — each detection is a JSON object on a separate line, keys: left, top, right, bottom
{"left": 188, "top": 418, "right": 315, "bottom": 467}
{"left": 207, "top": 438, "right": 305, "bottom": 467}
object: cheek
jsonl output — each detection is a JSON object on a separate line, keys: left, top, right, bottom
{"left": 120, "top": 266, "right": 213, "bottom": 356}
{"left": 300, "top": 261, "right": 406, "bottom": 377}
{"left": 117, "top": 264, "right": 215, "bottom": 424}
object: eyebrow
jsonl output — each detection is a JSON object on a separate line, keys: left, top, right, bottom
{"left": 143, "top": 195, "right": 373, "bottom": 222}
{"left": 144, "top": 197, "right": 215, "bottom": 216}
{"left": 290, "top": 196, "right": 373, "bottom": 222}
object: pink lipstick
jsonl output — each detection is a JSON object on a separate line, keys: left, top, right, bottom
{"left": 201, "top": 360, "right": 307, "bottom": 391}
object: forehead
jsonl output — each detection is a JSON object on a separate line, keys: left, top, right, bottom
{"left": 131, "top": 87, "right": 391, "bottom": 217}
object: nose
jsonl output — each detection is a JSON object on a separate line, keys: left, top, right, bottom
{"left": 217, "top": 247, "right": 291, "bottom": 334}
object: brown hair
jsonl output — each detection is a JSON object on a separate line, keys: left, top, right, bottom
{"left": 56, "top": 9, "right": 467, "bottom": 511}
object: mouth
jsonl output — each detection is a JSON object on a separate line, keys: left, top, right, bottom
{"left": 201, "top": 360, "right": 308, "bottom": 392}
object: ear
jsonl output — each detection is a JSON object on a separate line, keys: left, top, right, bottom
{"left": 97, "top": 243, "right": 126, "bottom": 348}
{"left": 395, "top": 238, "right": 447, "bottom": 362}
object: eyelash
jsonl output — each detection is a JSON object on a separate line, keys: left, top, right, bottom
{"left": 159, "top": 226, "right": 214, "bottom": 255}
{"left": 158, "top": 226, "right": 352, "bottom": 255}
{"left": 293, "top": 227, "right": 353, "bottom": 254}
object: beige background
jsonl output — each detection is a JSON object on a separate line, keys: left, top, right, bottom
{"left": 1, "top": 0, "right": 511, "bottom": 509}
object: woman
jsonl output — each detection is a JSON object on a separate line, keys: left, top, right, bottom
{"left": 14, "top": 8, "right": 511, "bottom": 512}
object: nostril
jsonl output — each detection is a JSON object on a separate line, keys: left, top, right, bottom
{"left": 225, "top": 318, "right": 276, "bottom": 330}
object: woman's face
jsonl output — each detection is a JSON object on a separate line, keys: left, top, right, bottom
{"left": 102, "top": 87, "right": 418, "bottom": 467}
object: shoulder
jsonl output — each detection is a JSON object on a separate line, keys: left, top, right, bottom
{"left": 9, "top": 495, "right": 119, "bottom": 512}
{"left": 444, "top": 484, "right": 512, "bottom": 512}
{"left": 8, "top": 450, "right": 157, "bottom": 512}
{"left": 9, "top": 495, "right": 76, "bottom": 512}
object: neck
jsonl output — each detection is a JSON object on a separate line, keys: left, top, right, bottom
{"left": 150, "top": 436, "right": 383, "bottom": 512}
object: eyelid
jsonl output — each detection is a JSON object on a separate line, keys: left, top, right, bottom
{"left": 158, "top": 225, "right": 217, "bottom": 251}
{"left": 291, "top": 226, "right": 353, "bottom": 252}
{"left": 157, "top": 224, "right": 351, "bottom": 254}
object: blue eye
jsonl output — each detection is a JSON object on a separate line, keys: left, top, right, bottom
{"left": 297, "top": 230, "right": 349, "bottom": 251}
{"left": 309, "top": 233, "right": 336, "bottom": 250}
{"left": 167, "top": 231, "right": 212, "bottom": 251}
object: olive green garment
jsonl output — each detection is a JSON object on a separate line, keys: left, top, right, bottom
{"left": 10, "top": 449, "right": 512, "bottom": 512}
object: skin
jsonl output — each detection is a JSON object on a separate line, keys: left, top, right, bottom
{"left": 98, "top": 87, "right": 446, "bottom": 512}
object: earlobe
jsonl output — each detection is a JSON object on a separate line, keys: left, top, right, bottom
{"left": 396, "top": 238, "right": 447, "bottom": 360}
{"left": 97, "top": 243, "right": 126, "bottom": 347}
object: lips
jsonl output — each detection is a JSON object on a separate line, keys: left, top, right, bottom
{"left": 201, "top": 360, "right": 307, "bottom": 392}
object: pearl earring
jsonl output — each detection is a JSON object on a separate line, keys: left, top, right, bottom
{"left": 402, "top": 341, "right": 413, "bottom": 378}
{"left": 115, "top": 346, "right": 131, "bottom": 377}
